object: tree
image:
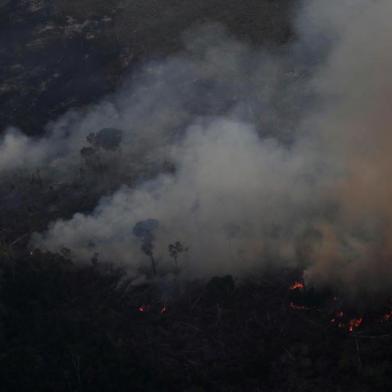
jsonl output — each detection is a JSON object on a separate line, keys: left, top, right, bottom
{"left": 133, "top": 219, "right": 160, "bottom": 276}
{"left": 168, "top": 241, "right": 188, "bottom": 272}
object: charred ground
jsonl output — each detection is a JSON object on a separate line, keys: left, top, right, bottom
{"left": 2, "top": 1, "right": 392, "bottom": 391}
{"left": 2, "top": 251, "right": 392, "bottom": 391}
{"left": 0, "top": 0, "right": 293, "bottom": 135}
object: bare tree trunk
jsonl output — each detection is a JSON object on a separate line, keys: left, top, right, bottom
{"left": 150, "top": 254, "right": 157, "bottom": 276}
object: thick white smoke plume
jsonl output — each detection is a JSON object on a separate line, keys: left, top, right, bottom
{"left": 3, "top": 0, "right": 392, "bottom": 293}
{"left": 33, "top": 118, "right": 326, "bottom": 276}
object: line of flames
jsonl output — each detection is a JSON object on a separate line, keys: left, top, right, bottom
{"left": 289, "top": 281, "right": 305, "bottom": 290}
{"left": 289, "top": 281, "right": 365, "bottom": 333}
{"left": 138, "top": 304, "right": 167, "bottom": 314}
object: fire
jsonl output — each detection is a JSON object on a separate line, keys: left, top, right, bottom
{"left": 138, "top": 304, "right": 167, "bottom": 314}
{"left": 348, "top": 318, "right": 363, "bottom": 333}
{"left": 290, "top": 281, "right": 305, "bottom": 290}
{"left": 383, "top": 310, "right": 392, "bottom": 321}
{"left": 330, "top": 311, "right": 363, "bottom": 332}
{"left": 330, "top": 310, "right": 344, "bottom": 324}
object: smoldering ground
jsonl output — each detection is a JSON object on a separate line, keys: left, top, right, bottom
{"left": 3, "top": 0, "right": 392, "bottom": 296}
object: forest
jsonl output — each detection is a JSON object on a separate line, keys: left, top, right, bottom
{"left": 2, "top": 0, "right": 392, "bottom": 391}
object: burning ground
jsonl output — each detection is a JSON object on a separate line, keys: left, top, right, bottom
{"left": 3, "top": 254, "right": 392, "bottom": 391}
{"left": 0, "top": 0, "right": 389, "bottom": 297}
{"left": 2, "top": 0, "right": 392, "bottom": 390}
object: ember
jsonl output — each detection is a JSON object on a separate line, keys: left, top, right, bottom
{"left": 330, "top": 311, "right": 344, "bottom": 323}
{"left": 348, "top": 318, "right": 363, "bottom": 333}
{"left": 383, "top": 311, "right": 392, "bottom": 321}
{"left": 331, "top": 311, "right": 344, "bottom": 328}
{"left": 290, "top": 281, "right": 305, "bottom": 290}
{"left": 331, "top": 311, "right": 363, "bottom": 333}
{"left": 138, "top": 305, "right": 150, "bottom": 313}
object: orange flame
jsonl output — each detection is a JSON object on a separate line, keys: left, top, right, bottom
{"left": 331, "top": 311, "right": 344, "bottom": 324}
{"left": 290, "top": 281, "right": 305, "bottom": 290}
{"left": 331, "top": 311, "right": 362, "bottom": 332}
{"left": 348, "top": 318, "right": 363, "bottom": 333}
{"left": 384, "top": 311, "right": 392, "bottom": 321}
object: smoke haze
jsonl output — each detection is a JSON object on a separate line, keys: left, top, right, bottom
{"left": 3, "top": 0, "right": 392, "bottom": 294}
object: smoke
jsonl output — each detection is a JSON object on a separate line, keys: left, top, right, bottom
{"left": 32, "top": 118, "right": 328, "bottom": 276}
{"left": 4, "top": 0, "right": 392, "bottom": 294}
{"left": 300, "top": 0, "right": 392, "bottom": 293}
{"left": 0, "top": 24, "right": 298, "bottom": 182}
